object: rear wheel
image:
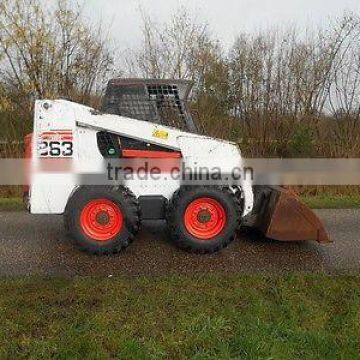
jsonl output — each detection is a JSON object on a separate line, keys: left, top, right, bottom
{"left": 167, "top": 186, "right": 242, "bottom": 253}
{"left": 64, "top": 186, "right": 140, "bottom": 254}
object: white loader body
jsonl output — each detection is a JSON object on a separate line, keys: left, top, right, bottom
{"left": 30, "top": 100, "right": 254, "bottom": 216}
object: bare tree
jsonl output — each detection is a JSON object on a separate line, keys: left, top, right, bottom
{"left": 328, "top": 13, "right": 360, "bottom": 118}
{"left": 0, "top": 0, "right": 115, "bottom": 160}
{"left": 123, "top": 6, "right": 219, "bottom": 82}
{"left": 0, "top": 0, "right": 114, "bottom": 109}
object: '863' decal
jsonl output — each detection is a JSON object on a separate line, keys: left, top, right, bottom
{"left": 39, "top": 130, "right": 74, "bottom": 157}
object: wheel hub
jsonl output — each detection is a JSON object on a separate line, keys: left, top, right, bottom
{"left": 184, "top": 197, "right": 226, "bottom": 240}
{"left": 80, "top": 199, "right": 123, "bottom": 241}
{"left": 197, "top": 210, "right": 212, "bottom": 223}
{"left": 96, "top": 211, "right": 110, "bottom": 225}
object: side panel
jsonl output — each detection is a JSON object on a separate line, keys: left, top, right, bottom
{"left": 30, "top": 101, "right": 78, "bottom": 214}
{"left": 30, "top": 101, "right": 182, "bottom": 214}
{"left": 177, "top": 135, "right": 254, "bottom": 216}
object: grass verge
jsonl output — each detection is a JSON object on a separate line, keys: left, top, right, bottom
{"left": 0, "top": 198, "right": 23, "bottom": 211}
{"left": 0, "top": 274, "right": 359, "bottom": 359}
{"left": 1, "top": 195, "right": 360, "bottom": 212}
{"left": 301, "top": 194, "right": 360, "bottom": 209}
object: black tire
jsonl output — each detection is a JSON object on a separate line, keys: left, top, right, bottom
{"left": 166, "top": 186, "right": 243, "bottom": 254}
{"left": 64, "top": 186, "right": 140, "bottom": 255}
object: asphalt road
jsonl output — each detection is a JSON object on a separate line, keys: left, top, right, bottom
{"left": 0, "top": 210, "right": 359, "bottom": 276}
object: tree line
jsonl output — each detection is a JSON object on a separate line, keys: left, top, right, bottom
{"left": 0, "top": 0, "right": 359, "bottom": 158}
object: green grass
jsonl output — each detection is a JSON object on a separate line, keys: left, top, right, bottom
{"left": 1, "top": 195, "right": 360, "bottom": 212}
{"left": 301, "top": 194, "right": 360, "bottom": 209}
{"left": 0, "top": 197, "right": 23, "bottom": 211}
{"left": 0, "top": 274, "right": 359, "bottom": 359}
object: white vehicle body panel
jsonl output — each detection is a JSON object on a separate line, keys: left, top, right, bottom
{"left": 30, "top": 100, "right": 254, "bottom": 216}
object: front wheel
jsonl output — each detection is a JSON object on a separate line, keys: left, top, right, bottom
{"left": 64, "top": 186, "right": 140, "bottom": 254}
{"left": 166, "top": 186, "right": 242, "bottom": 254}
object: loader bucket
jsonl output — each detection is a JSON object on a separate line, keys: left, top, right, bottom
{"left": 255, "top": 187, "right": 331, "bottom": 243}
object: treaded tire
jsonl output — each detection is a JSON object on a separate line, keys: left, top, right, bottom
{"left": 64, "top": 186, "right": 140, "bottom": 255}
{"left": 166, "top": 186, "right": 243, "bottom": 254}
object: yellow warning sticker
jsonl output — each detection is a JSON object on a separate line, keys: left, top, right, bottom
{"left": 152, "top": 129, "right": 169, "bottom": 140}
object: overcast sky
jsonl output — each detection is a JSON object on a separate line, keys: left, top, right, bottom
{"left": 83, "top": 0, "right": 359, "bottom": 49}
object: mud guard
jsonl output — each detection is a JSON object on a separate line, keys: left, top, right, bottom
{"left": 251, "top": 186, "right": 331, "bottom": 243}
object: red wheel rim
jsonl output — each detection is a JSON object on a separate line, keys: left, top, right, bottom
{"left": 80, "top": 199, "right": 123, "bottom": 241}
{"left": 184, "top": 197, "right": 226, "bottom": 240}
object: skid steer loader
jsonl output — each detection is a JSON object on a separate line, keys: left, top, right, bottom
{"left": 25, "top": 78, "right": 330, "bottom": 254}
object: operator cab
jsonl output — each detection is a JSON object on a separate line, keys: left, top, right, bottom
{"left": 101, "top": 78, "right": 198, "bottom": 133}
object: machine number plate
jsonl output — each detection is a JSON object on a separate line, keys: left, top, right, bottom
{"left": 39, "top": 130, "right": 74, "bottom": 157}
